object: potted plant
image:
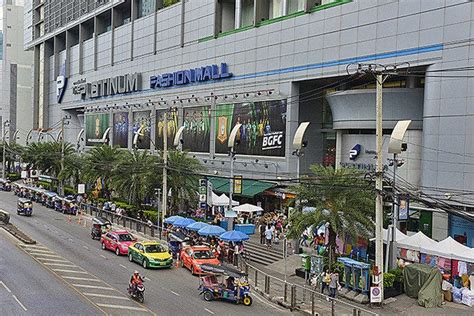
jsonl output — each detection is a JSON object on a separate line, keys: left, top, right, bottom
{"left": 383, "top": 268, "right": 404, "bottom": 299}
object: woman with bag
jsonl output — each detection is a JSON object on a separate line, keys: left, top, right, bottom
{"left": 329, "top": 271, "right": 340, "bottom": 299}
{"left": 320, "top": 269, "right": 331, "bottom": 294}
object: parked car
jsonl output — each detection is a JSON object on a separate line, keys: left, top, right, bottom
{"left": 180, "top": 245, "right": 220, "bottom": 275}
{"left": 100, "top": 230, "right": 136, "bottom": 256}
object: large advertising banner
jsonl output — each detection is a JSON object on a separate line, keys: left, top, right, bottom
{"left": 183, "top": 106, "right": 210, "bottom": 152}
{"left": 85, "top": 114, "right": 110, "bottom": 146}
{"left": 113, "top": 112, "right": 129, "bottom": 148}
{"left": 215, "top": 100, "right": 287, "bottom": 156}
{"left": 155, "top": 109, "right": 179, "bottom": 150}
{"left": 132, "top": 111, "right": 151, "bottom": 149}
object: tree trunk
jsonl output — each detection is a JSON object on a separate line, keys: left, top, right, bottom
{"left": 328, "top": 226, "right": 337, "bottom": 272}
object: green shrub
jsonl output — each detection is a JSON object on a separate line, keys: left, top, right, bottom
{"left": 64, "top": 186, "right": 77, "bottom": 196}
{"left": 143, "top": 210, "right": 158, "bottom": 223}
{"left": 7, "top": 173, "right": 21, "bottom": 181}
{"left": 164, "top": 0, "right": 179, "bottom": 7}
{"left": 383, "top": 272, "right": 395, "bottom": 288}
{"left": 388, "top": 268, "right": 403, "bottom": 284}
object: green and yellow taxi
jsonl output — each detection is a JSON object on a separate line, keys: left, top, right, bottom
{"left": 128, "top": 241, "right": 173, "bottom": 269}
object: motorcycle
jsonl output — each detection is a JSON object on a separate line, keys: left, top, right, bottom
{"left": 128, "top": 281, "right": 145, "bottom": 303}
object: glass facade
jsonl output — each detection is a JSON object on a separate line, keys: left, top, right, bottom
{"left": 138, "top": 0, "right": 155, "bottom": 18}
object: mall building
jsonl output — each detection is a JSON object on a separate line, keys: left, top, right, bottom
{"left": 24, "top": 0, "right": 474, "bottom": 244}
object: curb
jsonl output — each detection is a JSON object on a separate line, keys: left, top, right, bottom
{"left": 0, "top": 223, "right": 36, "bottom": 244}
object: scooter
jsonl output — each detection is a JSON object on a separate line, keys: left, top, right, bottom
{"left": 128, "top": 282, "right": 145, "bottom": 303}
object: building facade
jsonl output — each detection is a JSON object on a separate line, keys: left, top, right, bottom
{"left": 24, "top": 0, "right": 474, "bottom": 241}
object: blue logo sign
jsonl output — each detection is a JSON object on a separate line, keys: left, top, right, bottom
{"left": 56, "top": 63, "right": 67, "bottom": 103}
{"left": 349, "top": 144, "right": 361, "bottom": 160}
{"left": 150, "top": 63, "right": 232, "bottom": 89}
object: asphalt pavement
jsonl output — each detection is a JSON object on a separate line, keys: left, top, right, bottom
{"left": 0, "top": 228, "right": 98, "bottom": 316}
{"left": 0, "top": 190, "right": 295, "bottom": 316}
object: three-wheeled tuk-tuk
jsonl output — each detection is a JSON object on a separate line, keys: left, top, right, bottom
{"left": 199, "top": 264, "right": 252, "bottom": 306}
{"left": 0, "top": 178, "right": 11, "bottom": 191}
{"left": 91, "top": 217, "right": 112, "bottom": 239}
{"left": 43, "top": 192, "right": 57, "bottom": 208}
{"left": 167, "top": 231, "right": 192, "bottom": 259}
{"left": 17, "top": 198, "right": 33, "bottom": 216}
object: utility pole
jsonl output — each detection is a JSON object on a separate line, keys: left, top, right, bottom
{"left": 228, "top": 149, "right": 234, "bottom": 217}
{"left": 161, "top": 109, "right": 168, "bottom": 233}
{"left": 375, "top": 72, "right": 384, "bottom": 299}
{"left": 60, "top": 117, "right": 65, "bottom": 196}
{"left": 2, "top": 120, "right": 9, "bottom": 179}
{"left": 385, "top": 153, "right": 399, "bottom": 272}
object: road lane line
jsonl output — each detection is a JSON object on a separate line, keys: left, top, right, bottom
{"left": 43, "top": 262, "right": 77, "bottom": 267}
{"left": 29, "top": 253, "right": 63, "bottom": 258}
{"left": 72, "top": 284, "right": 115, "bottom": 291}
{"left": 96, "top": 304, "right": 147, "bottom": 311}
{"left": 12, "top": 295, "right": 27, "bottom": 311}
{"left": 0, "top": 281, "right": 11, "bottom": 293}
{"left": 204, "top": 308, "right": 215, "bottom": 315}
{"left": 37, "top": 257, "right": 70, "bottom": 263}
{"left": 170, "top": 290, "right": 180, "bottom": 296}
{"left": 100, "top": 255, "right": 107, "bottom": 259}
{"left": 120, "top": 264, "right": 128, "bottom": 269}
{"left": 83, "top": 293, "right": 130, "bottom": 300}
{"left": 144, "top": 277, "right": 151, "bottom": 281}
{"left": 82, "top": 245, "right": 89, "bottom": 250}
{"left": 62, "top": 276, "right": 102, "bottom": 282}
{"left": 52, "top": 269, "right": 88, "bottom": 274}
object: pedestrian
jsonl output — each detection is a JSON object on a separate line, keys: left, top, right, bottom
{"left": 300, "top": 230, "right": 309, "bottom": 247}
{"left": 329, "top": 271, "right": 340, "bottom": 299}
{"left": 234, "top": 242, "right": 240, "bottom": 266}
{"left": 110, "top": 202, "right": 116, "bottom": 213}
{"left": 259, "top": 222, "right": 266, "bottom": 244}
{"left": 320, "top": 269, "right": 330, "bottom": 294}
{"left": 265, "top": 224, "right": 273, "bottom": 248}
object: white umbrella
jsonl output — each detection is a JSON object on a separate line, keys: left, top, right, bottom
{"left": 233, "top": 203, "right": 263, "bottom": 214}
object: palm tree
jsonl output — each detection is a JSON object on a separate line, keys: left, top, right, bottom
{"left": 82, "top": 145, "right": 123, "bottom": 198}
{"left": 287, "top": 165, "right": 375, "bottom": 270}
{"left": 111, "top": 150, "right": 159, "bottom": 206}
{"left": 59, "top": 153, "right": 86, "bottom": 189}
{"left": 22, "top": 142, "right": 75, "bottom": 178}
{"left": 3, "top": 142, "right": 23, "bottom": 174}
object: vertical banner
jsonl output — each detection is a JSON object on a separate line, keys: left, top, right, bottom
{"left": 85, "top": 114, "right": 109, "bottom": 146}
{"left": 132, "top": 111, "right": 151, "bottom": 149}
{"left": 113, "top": 112, "right": 129, "bottom": 148}
{"left": 155, "top": 109, "right": 179, "bottom": 150}
{"left": 398, "top": 194, "right": 410, "bottom": 220}
{"left": 215, "top": 99, "right": 287, "bottom": 156}
{"left": 183, "top": 106, "right": 211, "bottom": 152}
{"left": 233, "top": 176, "right": 243, "bottom": 195}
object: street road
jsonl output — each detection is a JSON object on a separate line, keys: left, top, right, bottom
{"left": 0, "top": 191, "right": 295, "bottom": 316}
{"left": 0, "top": 228, "right": 98, "bottom": 316}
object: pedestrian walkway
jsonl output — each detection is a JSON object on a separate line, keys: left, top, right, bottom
{"left": 19, "top": 243, "right": 155, "bottom": 316}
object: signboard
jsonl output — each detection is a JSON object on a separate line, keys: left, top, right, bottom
{"left": 398, "top": 194, "right": 409, "bottom": 220}
{"left": 370, "top": 286, "right": 382, "bottom": 303}
{"left": 199, "top": 179, "right": 209, "bottom": 210}
{"left": 113, "top": 112, "right": 129, "bottom": 148}
{"left": 132, "top": 111, "right": 151, "bottom": 149}
{"left": 155, "top": 109, "right": 178, "bottom": 151}
{"left": 77, "top": 184, "right": 85, "bottom": 194}
{"left": 21, "top": 171, "right": 28, "bottom": 179}
{"left": 183, "top": 106, "right": 210, "bottom": 152}
{"left": 233, "top": 176, "right": 242, "bottom": 195}
{"left": 207, "top": 181, "right": 213, "bottom": 206}
{"left": 56, "top": 63, "right": 67, "bottom": 103}
{"left": 215, "top": 100, "right": 287, "bottom": 156}
{"left": 73, "top": 73, "right": 141, "bottom": 100}
{"left": 85, "top": 114, "right": 109, "bottom": 146}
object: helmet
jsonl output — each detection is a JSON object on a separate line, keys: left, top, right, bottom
{"left": 134, "top": 270, "right": 139, "bottom": 275}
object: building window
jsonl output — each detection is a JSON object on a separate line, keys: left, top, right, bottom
{"left": 163, "top": 0, "right": 180, "bottom": 7}
{"left": 219, "top": 0, "right": 236, "bottom": 33}
{"left": 241, "top": 0, "right": 254, "bottom": 27}
{"left": 288, "top": 0, "right": 305, "bottom": 14}
{"left": 138, "top": 0, "right": 155, "bottom": 18}
{"left": 269, "top": 0, "right": 283, "bottom": 19}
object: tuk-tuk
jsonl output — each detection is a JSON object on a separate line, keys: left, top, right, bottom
{"left": 53, "top": 196, "right": 64, "bottom": 212}
{"left": 91, "top": 217, "right": 112, "bottom": 239}
{"left": 30, "top": 187, "right": 45, "bottom": 202}
{"left": 199, "top": 264, "right": 252, "bottom": 306}
{"left": 167, "top": 231, "right": 192, "bottom": 259}
{"left": 63, "top": 196, "right": 77, "bottom": 215}
{"left": 43, "top": 192, "right": 57, "bottom": 208}
{"left": 17, "top": 198, "right": 33, "bottom": 216}
{"left": 0, "top": 178, "right": 11, "bottom": 191}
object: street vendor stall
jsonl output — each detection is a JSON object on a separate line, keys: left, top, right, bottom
{"left": 397, "top": 232, "right": 437, "bottom": 263}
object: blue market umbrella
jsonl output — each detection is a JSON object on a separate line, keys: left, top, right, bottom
{"left": 198, "top": 225, "right": 226, "bottom": 236}
{"left": 219, "top": 230, "right": 250, "bottom": 242}
{"left": 173, "top": 218, "right": 196, "bottom": 228}
{"left": 186, "top": 221, "right": 209, "bottom": 231}
{"left": 164, "top": 215, "right": 184, "bottom": 224}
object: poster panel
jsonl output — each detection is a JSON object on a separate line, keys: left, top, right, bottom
{"left": 132, "top": 111, "right": 151, "bottom": 149}
{"left": 155, "top": 109, "right": 179, "bottom": 150}
{"left": 85, "top": 114, "right": 110, "bottom": 146}
{"left": 182, "top": 106, "right": 210, "bottom": 152}
{"left": 113, "top": 112, "right": 129, "bottom": 148}
{"left": 215, "top": 99, "right": 287, "bottom": 156}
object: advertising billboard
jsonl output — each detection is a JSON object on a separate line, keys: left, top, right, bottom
{"left": 183, "top": 106, "right": 210, "bottom": 152}
{"left": 132, "top": 111, "right": 151, "bottom": 149}
{"left": 155, "top": 109, "right": 179, "bottom": 150}
{"left": 85, "top": 114, "right": 110, "bottom": 146}
{"left": 113, "top": 112, "right": 129, "bottom": 148}
{"left": 215, "top": 100, "right": 287, "bottom": 156}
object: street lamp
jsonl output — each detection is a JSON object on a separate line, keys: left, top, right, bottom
{"left": 385, "top": 120, "right": 411, "bottom": 271}
{"left": 2, "top": 120, "right": 10, "bottom": 179}
{"left": 173, "top": 125, "right": 185, "bottom": 151}
{"left": 227, "top": 123, "right": 241, "bottom": 231}
{"left": 292, "top": 122, "right": 310, "bottom": 177}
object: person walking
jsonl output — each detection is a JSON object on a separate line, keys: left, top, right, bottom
{"left": 320, "top": 269, "right": 331, "bottom": 294}
{"left": 329, "top": 271, "right": 340, "bottom": 299}
{"left": 265, "top": 224, "right": 273, "bottom": 248}
{"left": 259, "top": 222, "right": 266, "bottom": 244}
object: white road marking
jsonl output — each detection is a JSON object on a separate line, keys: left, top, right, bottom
{"left": 37, "top": 257, "right": 70, "bottom": 263}
{"left": 100, "top": 255, "right": 107, "bottom": 259}
{"left": 21, "top": 244, "right": 48, "bottom": 250}
{"left": 24, "top": 248, "right": 53, "bottom": 254}
{"left": 12, "top": 295, "right": 27, "bottom": 311}
{"left": 96, "top": 304, "right": 147, "bottom": 311}
{"left": 30, "top": 253, "right": 62, "bottom": 258}
{"left": 204, "top": 308, "right": 215, "bottom": 315}
{"left": 0, "top": 281, "right": 11, "bottom": 293}
{"left": 62, "top": 276, "right": 102, "bottom": 282}
{"left": 120, "top": 264, "right": 128, "bottom": 269}
{"left": 253, "top": 291, "right": 287, "bottom": 312}
{"left": 83, "top": 293, "right": 130, "bottom": 300}
{"left": 44, "top": 262, "right": 77, "bottom": 267}
{"left": 82, "top": 245, "right": 89, "bottom": 250}
{"left": 170, "top": 290, "right": 180, "bottom": 296}
{"left": 72, "top": 284, "right": 115, "bottom": 291}
{"left": 52, "top": 269, "right": 88, "bottom": 274}
{"left": 144, "top": 277, "right": 151, "bottom": 281}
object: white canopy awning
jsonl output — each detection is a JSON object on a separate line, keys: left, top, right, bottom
{"left": 233, "top": 203, "right": 263, "bottom": 213}
{"left": 397, "top": 231, "right": 437, "bottom": 252}
{"left": 370, "top": 228, "right": 407, "bottom": 244}
{"left": 212, "top": 193, "right": 239, "bottom": 207}
{"left": 421, "top": 236, "right": 474, "bottom": 262}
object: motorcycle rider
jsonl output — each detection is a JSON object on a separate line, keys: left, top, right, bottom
{"left": 129, "top": 270, "right": 143, "bottom": 296}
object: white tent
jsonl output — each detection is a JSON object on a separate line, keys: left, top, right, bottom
{"left": 212, "top": 193, "right": 239, "bottom": 207}
{"left": 233, "top": 203, "right": 263, "bottom": 214}
{"left": 370, "top": 228, "right": 407, "bottom": 243}
{"left": 421, "top": 237, "right": 474, "bottom": 262}
{"left": 397, "top": 231, "right": 437, "bottom": 251}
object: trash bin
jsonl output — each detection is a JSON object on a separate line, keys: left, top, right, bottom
{"left": 300, "top": 253, "right": 311, "bottom": 271}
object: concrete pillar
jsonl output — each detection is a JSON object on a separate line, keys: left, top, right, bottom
{"left": 93, "top": 16, "right": 98, "bottom": 71}
{"left": 335, "top": 130, "right": 342, "bottom": 170}
{"left": 131, "top": 0, "right": 136, "bottom": 61}
{"left": 65, "top": 31, "right": 72, "bottom": 77}
{"left": 79, "top": 23, "right": 84, "bottom": 74}
{"left": 235, "top": 0, "right": 242, "bottom": 29}
{"left": 111, "top": 7, "right": 117, "bottom": 66}
{"left": 282, "top": 0, "right": 289, "bottom": 15}
{"left": 287, "top": 82, "right": 300, "bottom": 178}
{"left": 214, "top": 0, "right": 222, "bottom": 37}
